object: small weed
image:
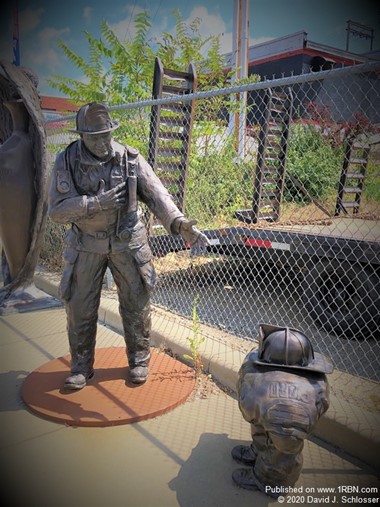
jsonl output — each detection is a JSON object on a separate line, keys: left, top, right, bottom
{"left": 184, "top": 295, "right": 205, "bottom": 377}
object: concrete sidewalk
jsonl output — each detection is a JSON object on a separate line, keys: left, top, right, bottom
{"left": 35, "top": 273, "right": 380, "bottom": 471}
{"left": 0, "top": 277, "right": 379, "bottom": 507}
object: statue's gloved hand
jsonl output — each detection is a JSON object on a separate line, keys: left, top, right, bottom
{"left": 96, "top": 179, "right": 126, "bottom": 210}
{"left": 179, "top": 219, "right": 210, "bottom": 248}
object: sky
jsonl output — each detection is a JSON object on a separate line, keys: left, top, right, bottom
{"left": 1, "top": 0, "right": 379, "bottom": 96}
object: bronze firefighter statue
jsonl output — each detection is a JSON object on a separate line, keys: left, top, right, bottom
{"left": 49, "top": 102, "right": 209, "bottom": 390}
{"left": 232, "top": 324, "right": 333, "bottom": 498}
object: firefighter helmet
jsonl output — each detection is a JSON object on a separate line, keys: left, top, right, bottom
{"left": 253, "top": 324, "right": 333, "bottom": 374}
{"left": 70, "top": 102, "right": 119, "bottom": 134}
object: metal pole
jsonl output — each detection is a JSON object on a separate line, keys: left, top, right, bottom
{"left": 238, "top": 0, "right": 249, "bottom": 158}
{"left": 228, "top": 0, "right": 239, "bottom": 137}
{"left": 240, "top": 0, "right": 249, "bottom": 82}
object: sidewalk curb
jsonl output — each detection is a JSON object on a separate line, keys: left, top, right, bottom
{"left": 34, "top": 274, "right": 380, "bottom": 470}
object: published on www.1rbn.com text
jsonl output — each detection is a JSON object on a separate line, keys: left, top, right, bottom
{"left": 266, "top": 485, "right": 379, "bottom": 504}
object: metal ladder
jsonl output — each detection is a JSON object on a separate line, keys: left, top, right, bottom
{"left": 148, "top": 57, "right": 197, "bottom": 215}
{"left": 335, "top": 139, "right": 370, "bottom": 216}
{"left": 235, "top": 87, "right": 293, "bottom": 224}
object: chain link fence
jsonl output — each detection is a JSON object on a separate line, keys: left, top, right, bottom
{"left": 44, "top": 61, "right": 380, "bottom": 383}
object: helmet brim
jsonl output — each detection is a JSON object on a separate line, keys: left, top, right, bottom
{"left": 251, "top": 349, "right": 334, "bottom": 374}
{"left": 68, "top": 120, "right": 119, "bottom": 134}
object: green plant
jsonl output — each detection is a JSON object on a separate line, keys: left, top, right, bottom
{"left": 48, "top": 9, "right": 256, "bottom": 108}
{"left": 285, "top": 123, "right": 344, "bottom": 202}
{"left": 185, "top": 132, "right": 253, "bottom": 227}
{"left": 362, "top": 161, "right": 380, "bottom": 204}
{"left": 183, "top": 295, "right": 205, "bottom": 376}
{"left": 48, "top": 12, "right": 154, "bottom": 105}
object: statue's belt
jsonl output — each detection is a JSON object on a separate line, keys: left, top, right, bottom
{"left": 84, "top": 230, "right": 110, "bottom": 239}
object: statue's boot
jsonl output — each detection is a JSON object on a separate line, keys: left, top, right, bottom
{"left": 231, "top": 445, "right": 257, "bottom": 466}
{"left": 129, "top": 366, "right": 148, "bottom": 384}
{"left": 64, "top": 370, "right": 95, "bottom": 390}
{"left": 232, "top": 468, "right": 279, "bottom": 498}
{"left": 128, "top": 348, "right": 150, "bottom": 384}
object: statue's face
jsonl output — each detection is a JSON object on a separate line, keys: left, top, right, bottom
{"left": 82, "top": 132, "right": 112, "bottom": 159}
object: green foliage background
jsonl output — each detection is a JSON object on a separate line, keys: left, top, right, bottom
{"left": 285, "top": 123, "right": 345, "bottom": 202}
{"left": 48, "top": 9, "right": 246, "bottom": 106}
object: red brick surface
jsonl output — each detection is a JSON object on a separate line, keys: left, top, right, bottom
{"left": 22, "top": 347, "right": 195, "bottom": 427}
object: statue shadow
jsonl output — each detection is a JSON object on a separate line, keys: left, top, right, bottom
{"left": 168, "top": 433, "right": 271, "bottom": 507}
{"left": 0, "top": 369, "right": 31, "bottom": 411}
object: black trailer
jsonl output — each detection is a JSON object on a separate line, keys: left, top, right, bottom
{"left": 147, "top": 61, "right": 379, "bottom": 340}
{"left": 149, "top": 217, "right": 380, "bottom": 339}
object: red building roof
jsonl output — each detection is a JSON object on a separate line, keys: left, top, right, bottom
{"left": 40, "top": 96, "right": 78, "bottom": 113}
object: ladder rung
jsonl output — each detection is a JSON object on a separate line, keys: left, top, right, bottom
{"left": 163, "top": 68, "right": 193, "bottom": 80}
{"left": 353, "top": 142, "right": 370, "bottom": 149}
{"left": 270, "top": 105, "right": 285, "bottom": 114}
{"left": 258, "top": 206, "right": 278, "bottom": 216}
{"left": 261, "top": 191, "right": 278, "bottom": 198}
{"left": 161, "top": 103, "right": 186, "bottom": 113}
{"left": 271, "top": 92, "right": 287, "bottom": 101}
{"left": 263, "top": 215, "right": 279, "bottom": 221}
{"left": 259, "top": 202, "right": 277, "bottom": 209}
{"left": 267, "top": 125, "right": 282, "bottom": 133}
{"left": 163, "top": 84, "right": 189, "bottom": 94}
{"left": 271, "top": 97, "right": 286, "bottom": 104}
{"left": 267, "top": 139, "right": 281, "bottom": 148}
{"left": 266, "top": 148, "right": 281, "bottom": 156}
{"left": 160, "top": 117, "right": 184, "bottom": 127}
{"left": 262, "top": 178, "right": 278, "bottom": 185}
{"left": 343, "top": 187, "right": 361, "bottom": 193}
{"left": 346, "top": 173, "right": 365, "bottom": 179}
{"left": 158, "top": 130, "right": 185, "bottom": 140}
{"left": 261, "top": 200, "right": 280, "bottom": 207}
{"left": 342, "top": 201, "right": 360, "bottom": 208}
{"left": 259, "top": 214, "right": 277, "bottom": 221}
{"left": 259, "top": 206, "right": 276, "bottom": 213}
{"left": 156, "top": 162, "right": 181, "bottom": 171}
{"left": 157, "top": 148, "right": 183, "bottom": 157}
{"left": 350, "top": 157, "right": 367, "bottom": 165}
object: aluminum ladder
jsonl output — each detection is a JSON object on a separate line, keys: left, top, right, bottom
{"left": 148, "top": 57, "right": 197, "bottom": 215}
{"left": 235, "top": 87, "right": 294, "bottom": 224}
{"left": 335, "top": 139, "right": 370, "bottom": 216}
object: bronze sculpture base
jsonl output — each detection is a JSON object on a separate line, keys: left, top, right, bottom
{"left": 21, "top": 347, "right": 195, "bottom": 426}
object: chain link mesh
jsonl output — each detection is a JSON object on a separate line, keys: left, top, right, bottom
{"left": 45, "top": 62, "right": 380, "bottom": 382}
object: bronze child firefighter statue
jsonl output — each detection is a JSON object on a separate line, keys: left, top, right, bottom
{"left": 232, "top": 323, "right": 333, "bottom": 498}
{"left": 49, "top": 102, "right": 209, "bottom": 390}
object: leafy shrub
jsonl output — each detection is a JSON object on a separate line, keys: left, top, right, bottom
{"left": 185, "top": 131, "right": 253, "bottom": 226}
{"left": 285, "top": 123, "right": 344, "bottom": 202}
{"left": 363, "top": 161, "right": 380, "bottom": 204}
